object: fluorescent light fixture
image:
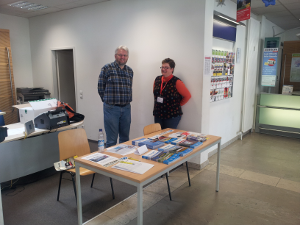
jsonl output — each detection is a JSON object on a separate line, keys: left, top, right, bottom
{"left": 8, "top": 1, "right": 48, "bottom": 11}
{"left": 217, "top": 15, "right": 240, "bottom": 25}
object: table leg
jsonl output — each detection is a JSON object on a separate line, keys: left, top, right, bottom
{"left": 137, "top": 184, "right": 143, "bottom": 225}
{"left": 216, "top": 141, "right": 221, "bottom": 192}
{"left": 75, "top": 166, "right": 82, "bottom": 225}
{"left": 0, "top": 184, "right": 3, "bottom": 225}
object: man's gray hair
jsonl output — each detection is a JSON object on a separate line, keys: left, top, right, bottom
{"left": 115, "top": 45, "right": 129, "bottom": 55}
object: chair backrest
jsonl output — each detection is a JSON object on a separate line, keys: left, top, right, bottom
{"left": 0, "top": 110, "right": 5, "bottom": 126}
{"left": 143, "top": 123, "right": 162, "bottom": 136}
{"left": 58, "top": 128, "right": 91, "bottom": 160}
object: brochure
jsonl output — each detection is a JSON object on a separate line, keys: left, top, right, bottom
{"left": 112, "top": 159, "right": 154, "bottom": 174}
{"left": 82, "top": 153, "right": 119, "bottom": 167}
{"left": 106, "top": 144, "right": 138, "bottom": 155}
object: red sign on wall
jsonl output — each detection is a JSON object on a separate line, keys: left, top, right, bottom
{"left": 236, "top": 0, "right": 251, "bottom": 22}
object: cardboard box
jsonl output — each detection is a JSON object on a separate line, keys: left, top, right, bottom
{"left": 13, "top": 99, "right": 57, "bottom": 124}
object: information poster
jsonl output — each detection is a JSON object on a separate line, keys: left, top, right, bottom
{"left": 237, "top": 0, "right": 251, "bottom": 22}
{"left": 261, "top": 48, "right": 278, "bottom": 87}
{"left": 290, "top": 53, "right": 300, "bottom": 82}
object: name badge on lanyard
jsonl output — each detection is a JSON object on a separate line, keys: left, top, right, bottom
{"left": 157, "top": 96, "right": 163, "bottom": 103}
{"left": 157, "top": 77, "right": 168, "bottom": 104}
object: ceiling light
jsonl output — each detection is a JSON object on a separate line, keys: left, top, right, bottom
{"left": 8, "top": 1, "right": 47, "bottom": 11}
{"left": 217, "top": 15, "right": 240, "bottom": 25}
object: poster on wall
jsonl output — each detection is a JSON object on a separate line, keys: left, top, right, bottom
{"left": 261, "top": 48, "right": 278, "bottom": 86}
{"left": 290, "top": 53, "right": 300, "bottom": 82}
{"left": 236, "top": 0, "right": 251, "bottom": 22}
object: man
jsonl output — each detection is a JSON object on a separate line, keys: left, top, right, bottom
{"left": 98, "top": 46, "right": 133, "bottom": 147}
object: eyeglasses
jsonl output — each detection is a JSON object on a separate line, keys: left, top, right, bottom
{"left": 160, "top": 67, "right": 171, "bottom": 70}
{"left": 116, "top": 54, "right": 128, "bottom": 57}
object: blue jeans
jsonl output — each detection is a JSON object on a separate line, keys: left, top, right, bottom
{"left": 103, "top": 103, "right": 131, "bottom": 147}
{"left": 154, "top": 116, "right": 181, "bottom": 130}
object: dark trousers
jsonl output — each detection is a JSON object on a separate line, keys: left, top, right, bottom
{"left": 154, "top": 116, "right": 181, "bottom": 130}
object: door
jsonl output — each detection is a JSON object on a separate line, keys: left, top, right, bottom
{"left": 242, "top": 18, "right": 260, "bottom": 132}
{"left": 54, "top": 49, "right": 76, "bottom": 109}
{"left": 279, "top": 41, "right": 300, "bottom": 93}
{"left": 0, "top": 29, "right": 18, "bottom": 124}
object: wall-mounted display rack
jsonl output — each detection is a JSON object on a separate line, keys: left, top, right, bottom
{"left": 210, "top": 49, "right": 235, "bottom": 102}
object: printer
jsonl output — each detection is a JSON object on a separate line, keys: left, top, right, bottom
{"left": 34, "top": 107, "right": 70, "bottom": 130}
{"left": 17, "top": 88, "right": 51, "bottom": 104}
{"left": 0, "top": 126, "right": 8, "bottom": 143}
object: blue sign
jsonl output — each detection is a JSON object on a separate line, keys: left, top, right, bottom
{"left": 261, "top": 48, "right": 278, "bottom": 86}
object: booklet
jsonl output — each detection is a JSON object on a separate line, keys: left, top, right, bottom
{"left": 106, "top": 144, "right": 138, "bottom": 155}
{"left": 82, "top": 153, "right": 119, "bottom": 167}
{"left": 112, "top": 159, "right": 154, "bottom": 174}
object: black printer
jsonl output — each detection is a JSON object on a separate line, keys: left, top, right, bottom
{"left": 34, "top": 107, "right": 70, "bottom": 130}
{"left": 0, "top": 126, "right": 8, "bottom": 143}
{"left": 17, "top": 88, "right": 51, "bottom": 103}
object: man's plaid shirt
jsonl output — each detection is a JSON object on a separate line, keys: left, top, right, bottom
{"left": 98, "top": 61, "right": 133, "bottom": 105}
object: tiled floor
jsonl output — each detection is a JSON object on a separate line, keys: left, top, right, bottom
{"left": 86, "top": 132, "right": 300, "bottom": 225}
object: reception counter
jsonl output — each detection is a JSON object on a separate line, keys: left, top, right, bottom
{"left": 256, "top": 93, "right": 300, "bottom": 138}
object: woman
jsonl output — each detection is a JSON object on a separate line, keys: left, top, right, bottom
{"left": 153, "top": 58, "right": 191, "bottom": 129}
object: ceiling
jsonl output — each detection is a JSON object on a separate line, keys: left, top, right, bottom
{"left": 0, "top": 0, "right": 300, "bottom": 30}
{"left": 0, "top": 0, "right": 109, "bottom": 18}
{"left": 231, "top": 0, "right": 300, "bottom": 30}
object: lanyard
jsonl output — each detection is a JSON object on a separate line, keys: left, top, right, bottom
{"left": 160, "top": 76, "right": 170, "bottom": 95}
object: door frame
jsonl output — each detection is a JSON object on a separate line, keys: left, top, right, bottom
{"left": 51, "top": 47, "right": 77, "bottom": 111}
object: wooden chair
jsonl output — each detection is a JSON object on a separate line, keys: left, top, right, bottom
{"left": 143, "top": 123, "right": 191, "bottom": 201}
{"left": 57, "top": 128, "right": 114, "bottom": 202}
{"left": 143, "top": 123, "right": 162, "bottom": 136}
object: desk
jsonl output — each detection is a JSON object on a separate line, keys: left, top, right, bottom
{"left": 75, "top": 129, "right": 221, "bottom": 225}
{"left": 0, "top": 121, "right": 83, "bottom": 225}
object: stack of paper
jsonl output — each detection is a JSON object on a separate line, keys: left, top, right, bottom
{"left": 112, "top": 159, "right": 154, "bottom": 174}
{"left": 106, "top": 144, "right": 138, "bottom": 155}
{"left": 82, "top": 153, "right": 119, "bottom": 167}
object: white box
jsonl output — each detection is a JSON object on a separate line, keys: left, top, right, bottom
{"left": 13, "top": 99, "right": 57, "bottom": 124}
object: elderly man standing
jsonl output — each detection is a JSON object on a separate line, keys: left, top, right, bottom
{"left": 98, "top": 46, "right": 133, "bottom": 147}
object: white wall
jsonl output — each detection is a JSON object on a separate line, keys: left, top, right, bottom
{"left": 0, "top": 13, "right": 33, "bottom": 88}
{"left": 283, "top": 29, "right": 300, "bottom": 42}
{"left": 29, "top": 0, "right": 206, "bottom": 141}
{"left": 194, "top": 1, "right": 247, "bottom": 164}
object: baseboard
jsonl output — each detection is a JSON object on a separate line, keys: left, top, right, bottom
{"left": 208, "top": 134, "right": 239, "bottom": 158}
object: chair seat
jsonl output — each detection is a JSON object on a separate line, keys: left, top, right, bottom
{"left": 67, "top": 167, "right": 94, "bottom": 176}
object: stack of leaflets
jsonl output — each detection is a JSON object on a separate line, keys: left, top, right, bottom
{"left": 177, "top": 139, "right": 203, "bottom": 148}
{"left": 175, "top": 147, "right": 193, "bottom": 157}
{"left": 170, "top": 137, "right": 186, "bottom": 145}
{"left": 54, "top": 156, "right": 76, "bottom": 171}
{"left": 132, "top": 138, "right": 148, "bottom": 146}
{"left": 137, "top": 139, "right": 165, "bottom": 149}
{"left": 171, "top": 138, "right": 203, "bottom": 148}
{"left": 168, "top": 131, "right": 184, "bottom": 138}
{"left": 157, "top": 136, "right": 178, "bottom": 144}
{"left": 82, "top": 153, "right": 119, "bottom": 167}
{"left": 142, "top": 150, "right": 159, "bottom": 160}
{"left": 186, "top": 132, "right": 207, "bottom": 142}
{"left": 112, "top": 158, "right": 154, "bottom": 174}
{"left": 163, "top": 153, "right": 180, "bottom": 165}
{"left": 158, "top": 144, "right": 182, "bottom": 152}
{"left": 106, "top": 144, "right": 138, "bottom": 155}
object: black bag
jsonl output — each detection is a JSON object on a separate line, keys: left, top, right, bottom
{"left": 65, "top": 105, "right": 85, "bottom": 123}
{"left": 58, "top": 101, "right": 85, "bottom": 123}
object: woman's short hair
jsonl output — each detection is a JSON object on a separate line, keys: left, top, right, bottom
{"left": 115, "top": 45, "right": 129, "bottom": 55}
{"left": 162, "top": 58, "right": 175, "bottom": 69}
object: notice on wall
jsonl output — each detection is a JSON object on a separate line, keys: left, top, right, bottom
{"left": 204, "top": 56, "right": 211, "bottom": 76}
{"left": 290, "top": 53, "right": 300, "bottom": 82}
{"left": 261, "top": 48, "right": 278, "bottom": 87}
{"left": 237, "top": 0, "right": 251, "bottom": 22}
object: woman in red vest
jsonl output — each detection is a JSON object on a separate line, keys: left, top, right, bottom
{"left": 153, "top": 58, "right": 191, "bottom": 129}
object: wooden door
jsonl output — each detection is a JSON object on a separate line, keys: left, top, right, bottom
{"left": 0, "top": 29, "right": 18, "bottom": 124}
{"left": 279, "top": 41, "right": 300, "bottom": 93}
